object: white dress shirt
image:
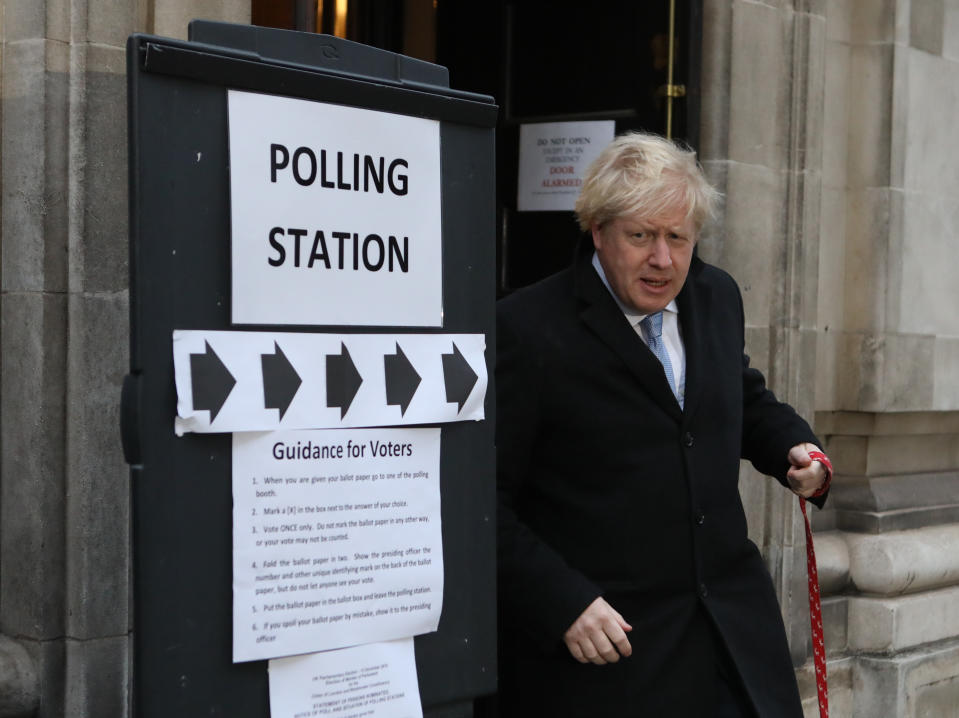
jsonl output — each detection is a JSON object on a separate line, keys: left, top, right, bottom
{"left": 592, "top": 252, "right": 686, "bottom": 405}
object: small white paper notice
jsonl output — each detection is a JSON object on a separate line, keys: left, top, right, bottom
{"left": 269, "top": 639, "right": 423, "bottom": 718}
{"left": 233, "top": 428, "right": 443, "bottom": 662}
{"left": 172, "top": 330, "right": 487, "bottom": 435}
{"left": 517, "top": 120, "right": 615, "bottom": 212}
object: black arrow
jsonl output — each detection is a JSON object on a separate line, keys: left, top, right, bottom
{"left": 190, "top": 341, "right": 236, "bottom": 422}
{"left": 326, "top": 342, "right": 363, "bottom": 419}
{"left": 442, "top": 342, "right": 478, "bottom": 412}
{"left": 384, "top": 343, "right": 421, "bottom": 416}
{"left": 261, "top": 342, "right": 301, "bottom": 420}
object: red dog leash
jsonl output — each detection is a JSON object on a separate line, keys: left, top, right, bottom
{"left": 801, "top": 450, "right": 833, "bottom": 718}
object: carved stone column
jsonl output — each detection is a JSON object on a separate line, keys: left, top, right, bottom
{"left": 0, "top": 2, "right": 248, "bottom": 716}
{"left": 698, "top": 0, "right": 827, "bottom": 678}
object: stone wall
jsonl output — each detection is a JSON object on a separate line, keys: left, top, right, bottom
{"left": 699, "top": 0, "right": 827, "bottom": 672}
{"left": 817, "top": 0, "right": 959, "bottom": 414}
{"left": 0, "top": 2, "right": 247, "bottom": 716}
{"left": 699, "top": 0, "right": 959, "bottom": 716}
{"left": 813, "top": 1, "right": 959, "bottom": 716}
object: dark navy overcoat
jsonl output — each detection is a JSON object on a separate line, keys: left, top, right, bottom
{"left": 495, "top": 240, "right": 824, "bottom": 717}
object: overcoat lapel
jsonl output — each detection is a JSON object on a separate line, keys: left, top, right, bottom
{"left": 675, "top": 256, "right": 708, "bottom": 424}
{"left": 573, "top": 241, "right": 683, "bottom": 422}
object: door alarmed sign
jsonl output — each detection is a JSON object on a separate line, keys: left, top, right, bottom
{"left": 173, "top": 330, "right": 487, "bottom": 435}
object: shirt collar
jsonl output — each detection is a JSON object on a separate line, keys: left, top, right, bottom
{"left": 591, "top": 251, "right": 679, "bottom": 324}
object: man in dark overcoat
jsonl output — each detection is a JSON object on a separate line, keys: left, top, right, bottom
{"left": 495, "top": 133, "right": 830, "bottom": 717}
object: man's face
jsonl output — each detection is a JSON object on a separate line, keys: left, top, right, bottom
{"left": 591, "top": 207, "right": 696, "bottom": 315}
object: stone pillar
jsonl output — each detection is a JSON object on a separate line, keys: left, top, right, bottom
{"left": 811, "top": 0, "right": 959, "bottom": 715}
{"left": 703, "top": 1, "right": 959, "bottom": 713}
{"left": 0, "top": 636, "right": 38, "bottom": 717}
{"left": 1, "top": 0, "right": 136, "bottom": 714}
{"left": 0, "top": 2, "right": 248, "bottom": 716}
{"left": 699, "top": 0, "right": 826, "bottom": 672}
{"left": 150, "top": 0, "right": 250, "bottom": 38}
{"left": 817, "top": 0, "right": 959, "bottom": 412}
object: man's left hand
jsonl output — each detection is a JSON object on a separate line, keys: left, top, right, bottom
{"left": 786, "top": 443, "right": 828, "bottom": 498}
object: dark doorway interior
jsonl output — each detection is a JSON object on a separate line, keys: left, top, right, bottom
{"left": 437, "top": 1, "right": 699, "bottom": 294}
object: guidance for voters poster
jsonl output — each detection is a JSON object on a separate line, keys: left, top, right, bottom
{"left": 232, "top": 427, "right": 443, "bottom": 662}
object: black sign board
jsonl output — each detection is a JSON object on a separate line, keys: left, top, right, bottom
{"left": 122, "top": 21, "right": 497, "bottom": 718}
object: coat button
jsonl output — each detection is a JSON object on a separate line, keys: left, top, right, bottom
{"left": 699, "top": 583, "right": 708, "bottom": 599}
{"left": 684, "top": 432, "right": 694, "bottom": 447}
{"left": 695, "top": 511, "right": 705, "bottom": 526}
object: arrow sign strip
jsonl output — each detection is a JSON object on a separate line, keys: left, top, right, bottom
{"left": 173, "top": 330, "right": 486, "bottom": 435}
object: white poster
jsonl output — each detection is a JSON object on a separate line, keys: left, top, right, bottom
{"left": 233, "top": 428, "right": 443, "bottom": 662}
{"left": 228, "top": 90, "right": 442, "bottom": 327}
{"left": 173, "top": 330, "right": 486, "bottom": 435}
{"left": 517, "top": 120, "right": 615, "bottom": 212}
{"left": 269, "top": 639, "right": 423, "bottom": 718}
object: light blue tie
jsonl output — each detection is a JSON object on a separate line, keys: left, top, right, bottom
{"left": 640, "top": 312, "right": 679, "bottom": 404}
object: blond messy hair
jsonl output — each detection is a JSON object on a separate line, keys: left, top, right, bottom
{"left": 574, "top": 132, "right": 720, "bottom": 236}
